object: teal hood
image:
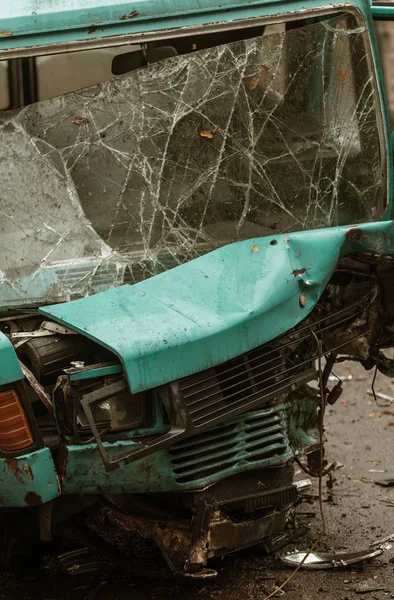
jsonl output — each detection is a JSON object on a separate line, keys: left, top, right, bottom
{"left": 40, "top": 222, "right": 394, "bottom": 392}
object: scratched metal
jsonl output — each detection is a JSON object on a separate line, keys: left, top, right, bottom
{"left": 0, "top": 13, "right": 384, "bottom": 308}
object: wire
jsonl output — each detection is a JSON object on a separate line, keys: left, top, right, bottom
{"left": 262, "top": 332, "right": 327, "bottom": 600}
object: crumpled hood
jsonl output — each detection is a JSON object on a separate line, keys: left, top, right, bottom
{"left": 40, "top": 222, "right": 394, "bottom": 392}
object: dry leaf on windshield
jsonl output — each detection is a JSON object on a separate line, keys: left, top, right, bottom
{"left": 199, "top": 130, "right": 214, "bottom": 139}
{"left": 251, "top": 244, "right": 260, "bottom": 253}
{"left": 72, "top": 117, "right": 90, "bottom": 126}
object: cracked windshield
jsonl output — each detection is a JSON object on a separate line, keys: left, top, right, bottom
{"left": 0, "top": 12, "right": 383, "bottom": 305}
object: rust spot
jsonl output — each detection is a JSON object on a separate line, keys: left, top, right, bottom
{"left": 21, "top": 463, "right": 33, "bottom": 481}
{"left": 56, "top": 443, "right": 69, "bottom": 480}
{"left": 344, "top": 227, "right": 363, "bottom": 242}
{"left": 25, "top": 492, "right": 42, "bottom": 506}
{"left": 292, "top": 267, "right": 310, "bottom": 278}
{"left": 88, "top": 25, "right": 97, "bottom": 34}
{"left": 5, "top": 458, "right": 25, "bottom": 484}
{"left": 120, "top": 10, "right": 139, "bottom": 19}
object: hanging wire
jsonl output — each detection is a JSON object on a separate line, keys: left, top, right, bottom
{"left": 262, "top": 332, "right": 327, "bottom": 600}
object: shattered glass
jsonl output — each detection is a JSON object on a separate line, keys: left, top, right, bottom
{"left": 0, "top": 12, "right": 384, "bottom": 307}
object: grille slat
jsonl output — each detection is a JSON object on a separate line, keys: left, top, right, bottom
{"left": 171, "top": 439, "right": 240, "bottom": 463}
{"left": 170, "top": 404, "right": 291, "bottom": 484}
{"left": 172, "top": 445, "right": 241, "bottom": 471}
{"left": 190, "top": 370, "right": 312, "bottom": 426}
{"left": 245, "top": 443, "right": 289, "bottom": 462}
{"left": 178, "top": 299, "right": 368, "bottom": 434}
{"left": 182, "top": 355, "right": 285, "bottom": 400}
{"left": 246, "top": 422, "right": 284, "bottom": 440}
{"left": 185, "top": 359, "right": 286, "bottom": 407}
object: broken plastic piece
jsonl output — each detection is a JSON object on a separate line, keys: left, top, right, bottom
{"left": 294, "top": 479, "right": 312, "bottom": 490}
{"left": 279, "top": 548, "right": 383, "bottom": 569}
{"left": 279, "top": 535, "right": 394, "bottom": 569}
{"left": 328, "top": 375, "right": 353, "bottom": 382}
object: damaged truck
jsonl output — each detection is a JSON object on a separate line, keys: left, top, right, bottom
{"left": 1, "top": 0, "right": 394, "bottom": 578}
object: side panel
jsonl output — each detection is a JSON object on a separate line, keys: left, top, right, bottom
{"left": 0, "top": 331, "right": 23, "bottom": 386}
{"left": 0, "top": 448, "right": 60, "bottom": 507}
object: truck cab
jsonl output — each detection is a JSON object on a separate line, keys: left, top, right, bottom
{"left": 1, "top": 0, "right": 394, "bottom": 576}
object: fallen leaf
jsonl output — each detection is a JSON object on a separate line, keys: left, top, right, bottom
{"left": 249, "top": 78, "right": 259, "bottom": 90}
{"left": 72, "top": 117, "right": 90, "bottom": 126}
{"left": 251, "top": 244, "right": 260, "bottom": 253}
{"left": 0, "top": 30, "right": 12, "bottom": 36}
{"left": 199, "top": 130, "right": 214, "bottom": 139}
{"left": 261, "top": 64, "right": 270, "bottom": 72}
{"left": 340, "top": 68, "right": 346, "bottom": 81}
{"left": 387, "top": 421, "right": 394, "bottom": 426}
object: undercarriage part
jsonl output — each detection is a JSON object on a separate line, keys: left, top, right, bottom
{"left": 38, "top": 501, "right": 53, "bottom": 542}
{"left": 58, "top": 547, "right": 106, "bottom": 576}
{"left": 102, "top": 499, "right": 292, "bottom": 577}
{"left": 100, "top": 466, "right": 298, "bottom": 576}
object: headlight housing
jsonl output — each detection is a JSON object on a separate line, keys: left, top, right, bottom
{"left": 55, "top": 375, "right": 152, "bottom": 442}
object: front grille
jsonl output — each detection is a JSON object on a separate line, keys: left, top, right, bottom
{"left": 169, "top": 403, "right": 291, "bottom": 484}
{"left": 224, "top": 485, "right": 298, "bottom": 513}
{"left": 89, "top": 296, "right": 369, "bottom": 471}
{"left": 178, "top": 338, "right": 313, "bottom": 430}
{"left": 176, "top": 298, "right": 369, "bottom": 431}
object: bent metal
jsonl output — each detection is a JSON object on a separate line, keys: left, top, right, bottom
{"left": 0, "top": 0, "right": 394, "bottom": 577}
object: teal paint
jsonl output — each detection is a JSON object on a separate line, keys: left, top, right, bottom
{"left": 41, "top": 222, "right": 394, "bottom": 394}
{"left": 0, "top": 0, "right": 381, "bottom": 52}
{"left": 69, "top": 363, "right": 123, "bottom": 381}
{"left": 371, "top": 5, "right": 394, "bottom": 18}
{"left": 0, "top": 448, "right": 60, "bottom": 507}
{"left": 0, "top": 0, "right": 393, "bottom": 505}
{"left": 0, "top": 331, "right": 23, "bottom": 386}
{"left": 61, "top": 403, "right": 293, "bottom": 494}
{"left": 60, "top": 393, "right": 319, "bottom": 494}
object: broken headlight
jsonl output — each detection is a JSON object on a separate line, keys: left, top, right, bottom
{"left": 55, "top": 376, "right": 151, "bottom": 441}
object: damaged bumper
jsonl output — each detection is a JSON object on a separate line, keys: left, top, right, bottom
{"left": 0, "top": 448, "right": 60, "bottom": 508}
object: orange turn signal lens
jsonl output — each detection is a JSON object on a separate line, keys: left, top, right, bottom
{"left": 0, "top": 389, "right": 33, "bottom": 452}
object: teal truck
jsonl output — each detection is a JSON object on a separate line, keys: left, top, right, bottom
{"left": 1, "top": 0, "right": 394, "bottom": 577}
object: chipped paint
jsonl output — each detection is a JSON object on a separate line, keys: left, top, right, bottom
{"left": 0, "top": 449, "right": 60, "bottom": 507}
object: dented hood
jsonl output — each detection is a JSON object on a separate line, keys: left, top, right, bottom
{"left": 40, "top": 223, "right": 394, "bottom": 392}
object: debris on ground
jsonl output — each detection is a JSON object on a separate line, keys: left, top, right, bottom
{"left": 374, "top": 477, "right": 394, "bottom": 487}
{"left": 279, "top": 535, "right": 394, "bottom": 570}
{"left": 354, "top": 578, "right": 387, "bottom": 594}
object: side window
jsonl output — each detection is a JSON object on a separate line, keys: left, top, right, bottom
{"left": 374, "top": 21, "right": 394, "bottom": 128}
{"left": 0, "top": 61, "right": 10, "bottom": 110}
